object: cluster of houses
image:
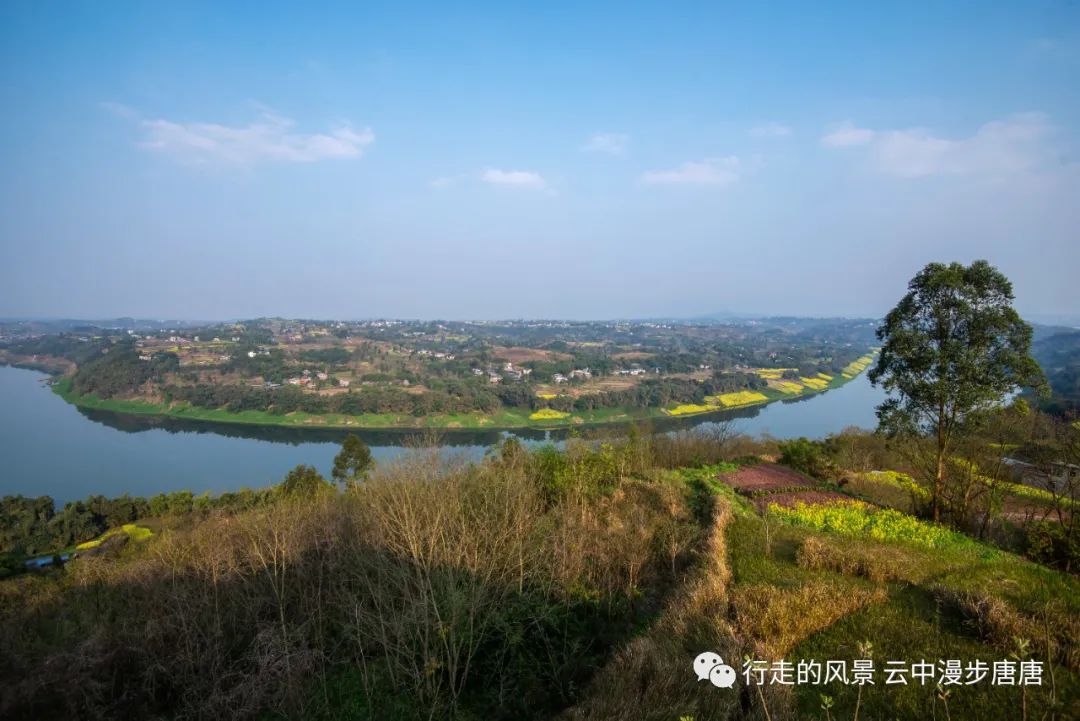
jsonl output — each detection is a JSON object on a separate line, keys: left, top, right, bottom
{"left": 285, "top": 369, "right": 349, "bottom": 388}
{"left": 470, "top": 361, "right": 535, "bottom": 384}
{"left": 612, "top": 367, "right": 648, "bottom": 377}
{"left": 1003, "top": 457, "right": 1080, "bottom": 495}
{"left": 415, "top": 349, "right": 456, "bottom": 360}
{"left": 553, "top": 368, "right": 592, "bottom": 384}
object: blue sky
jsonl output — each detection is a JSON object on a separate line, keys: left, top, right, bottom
{"left": 1, "top": 1, "right": 1078, "bottom": 320}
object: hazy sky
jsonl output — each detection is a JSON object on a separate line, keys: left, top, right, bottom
{"left": 1, "top": 2, "right": 1078, "bottom": 320}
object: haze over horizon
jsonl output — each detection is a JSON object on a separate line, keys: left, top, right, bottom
{"left": 2, "top": 2, "right": 1078, "bottom": 320}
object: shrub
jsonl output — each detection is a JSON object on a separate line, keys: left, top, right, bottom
{"left": 1024, "top": 520, "right": 1080, "bottom": 572}
{"left": 777, "top": 437, "right": 837, "bottom": 479}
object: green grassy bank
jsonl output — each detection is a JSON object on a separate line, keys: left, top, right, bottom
{"left": 50, "top": 355, "right": 874, "bottom": 432}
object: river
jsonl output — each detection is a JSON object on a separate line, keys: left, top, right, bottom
{"left": 0, "top": 365, "right": 887, "bottom": 503}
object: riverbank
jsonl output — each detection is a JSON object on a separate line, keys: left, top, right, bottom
{"left": 48, "top": 352, "right": 877, "bottom": 432}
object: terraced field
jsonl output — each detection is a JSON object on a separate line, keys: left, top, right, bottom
{"left": 565, "top": 463, "right": 1080, "bottom": 720}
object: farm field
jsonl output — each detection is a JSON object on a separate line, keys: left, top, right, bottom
{"left": 8, "top": 319, "right": 881, "bottom": 432}
{"left": 51, "top": 349, "right": 878, "bottom": 431}
{"left": 525, "top": 447, "right": 1076, "bottom": 720}
{"left": 842, "top": 352, "right": 876, "bottom": 378}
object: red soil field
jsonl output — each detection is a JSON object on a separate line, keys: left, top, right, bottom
{"left": 720, "top": 463, "right": 820, "bottom": 494}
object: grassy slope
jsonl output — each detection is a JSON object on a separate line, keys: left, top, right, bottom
{"left": 50, "top": 352, "right": 877, "bottom": 432}
{"left": 731, "top": 484, "right": 1077, "bottom": 719}
{"left": 565, "top": 469, "right": 1078, "bottom": 720}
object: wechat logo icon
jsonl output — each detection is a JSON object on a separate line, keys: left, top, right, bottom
{"left": 694, "top": 651, "right": 737, "bottom": 688}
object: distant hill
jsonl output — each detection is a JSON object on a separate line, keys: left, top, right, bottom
{"left": 1031, "top": 327, "right": 1080, "bottom": 415}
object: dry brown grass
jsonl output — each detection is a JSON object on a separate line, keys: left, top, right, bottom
{"left": 0, "top": 448, "right": 702, "bottom": 721}
{"left": 931, "top": 586, "right": 1080, "bottom": 671}
{"left": 731, "top": 581, "right": 887, "bottom": 659}
{"left": 560, "top": 500, "right": 743, "bottom": 721}
{"left": 795, "top": 536, "right": 921, "bottom": 583}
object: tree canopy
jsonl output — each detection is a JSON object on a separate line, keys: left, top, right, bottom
{"left": 331, "top": 434, "right": 375, "bottom": 486}
{"left": 869, "top": 259, "right": 1046, "bottom": 519}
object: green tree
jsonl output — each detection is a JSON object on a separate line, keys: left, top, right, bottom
{"left": 279, "top": 465, "right": 329, "bottom": 497}
{"left": 869, "top": 260, "right": 1046, "bottom": 521}
{"left": 331, "top": 434, "right": 375, "bottom": 486}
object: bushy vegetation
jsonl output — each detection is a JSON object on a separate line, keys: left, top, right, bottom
{"left": 777, "top": 436, "right": 838, "bottom": 479}
{"left": 0, "top": 487, "right": 278, "bottom": 559}
{"left": 0, "top": 434, "right": 707, "bottom": 720}
{"left": 1, "top": 425, "right": 1077, "bottom": 720}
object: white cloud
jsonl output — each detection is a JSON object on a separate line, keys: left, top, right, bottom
{"left": 821, "top": 121, "right": 876, "bottom": 147}
{"left": 750, "top": 122, "right": 792, "bottom": 138}
{"left": 822, "top": 113, "right": 1054, "bottom": 178}
{"left": 640, "top": 157, "right": 741, "bottom": 186}
{"left": 480, "top": 168, "right": 547, "bottom": 188}
{"left": 581, "top": 132, "right": 629, "bottom": 155}
{"left": 124, "top": 109, "right": 373, "bottom": 164}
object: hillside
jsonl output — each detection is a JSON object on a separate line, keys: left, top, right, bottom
{"left": 1, "top": 432, "right": 1076, "bottom": 720}
{"left": 1032, "top": 328, "right": 1080, "bottom": 415}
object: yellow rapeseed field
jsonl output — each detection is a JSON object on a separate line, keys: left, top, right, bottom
{"left": 841, "top": 353, "right": 875, "bottom": 378}
{"left": 712, "top": 391, "right": 769, "bottom": 407}
{"left": 771, "top": 380, "right": 804, "bottom": 394}
{"left": 665, "top": 403, "right": 716, "bottom": 416}
{"left": 529, "top": 408, "right": 570, "bottom": 421}
{"left": 75, "top": 523, "right": 153, "bottom": 551}
{"left": 755, "top": 368, "right": 796, "bottom": 380}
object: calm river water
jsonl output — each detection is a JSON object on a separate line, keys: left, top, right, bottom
{"left": 0, "top": 365, "right": 886, "bottom": 502}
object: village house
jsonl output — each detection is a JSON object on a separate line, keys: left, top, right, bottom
{"left": 1004, "top": 457, "right": 1080, "bottom": 495}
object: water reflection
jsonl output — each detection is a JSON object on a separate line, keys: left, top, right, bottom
{"left": 76, "top": 383, "right": 851, "bottom": 447}
{"left": 0, "top": 365, "right": 886, "bottom": 502}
